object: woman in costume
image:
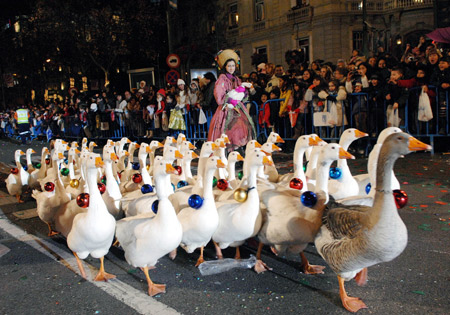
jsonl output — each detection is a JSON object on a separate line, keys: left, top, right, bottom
{"left": 207, "top": 49, "right": 256, "bottom": 151}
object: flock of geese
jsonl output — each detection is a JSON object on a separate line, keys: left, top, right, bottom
{"left": 5, "top": 128, "right": 431, "bottom": 313}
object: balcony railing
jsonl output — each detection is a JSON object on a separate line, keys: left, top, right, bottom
{"left": 287, "top": 6, "right": 310, "bottom": 22}
{"left": 253, "top": 21, "right": 266, "bottom": 32}
{"left": 349, "top": 0, "right": 433, "bottom": 12}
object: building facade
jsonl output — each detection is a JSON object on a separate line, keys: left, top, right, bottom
{"left": 222, "top": 0, "right": 435, "bottom": 73}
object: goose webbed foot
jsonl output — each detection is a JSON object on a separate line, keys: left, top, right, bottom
{"left": 254, "top": 259, "right": 272, "bottom": 274}
{"left": 169, "top": 249, "right": 177, "bottom": 260}
{"left": 354, "top": 268, "right": 368, "bottom": 286}
{"left": 195, "top": 247, "right": 204, "bottom": 267}
{"left": 213, "top": 241, "right": 223, "bottom": 259}
{"left": 94, "top": 257, "right": 116, "bottom": 282}
{"left": 46, "top": 223, "right": 60, "bottom": 237}
{"left": 300, "top": 252, "right": 325, "bottom": 275}
{"left": 142, "top": 266, "right": 166, "bottom": 296}
{"left": 338, "top": 275, "right": 367, "bottom": 313}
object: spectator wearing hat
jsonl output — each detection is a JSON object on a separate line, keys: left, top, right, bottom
{"left": 207, "top": 49, "right": 256, "bottom": 151}
{"left": 257, "top": 63, "right": 266, "bottom": 75}
{"left": 430, "top": 57, "right": 450, "bottom": 134}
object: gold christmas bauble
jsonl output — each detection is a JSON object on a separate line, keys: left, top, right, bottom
{"left": 70, "top": 179, "right": 80, "bottom": 188}
{"left": 234, "top": 188, "right": 248, "bottom": 202}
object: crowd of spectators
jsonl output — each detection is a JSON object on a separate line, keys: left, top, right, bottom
{"left": 1, "top": 37, "right": 449, "bottom": 144}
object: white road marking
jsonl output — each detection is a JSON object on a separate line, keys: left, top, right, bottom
{"left": 0, "top": 211, "right": 180, "bottom": 315}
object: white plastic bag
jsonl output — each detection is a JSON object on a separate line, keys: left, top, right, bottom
{"left": 198, "top": 255, "right": 257, "bottom": 276}
{"left": 313, "top": 112, "right": 332, "bottom": 127}
{"left": 387, "top": 106, "right": 401, "bottom": 127}
{"left": 198, "top": 108, "right": 207, "bottom": 124}
{"left": 418, "top": 88, "right": 433, "bottom": 122}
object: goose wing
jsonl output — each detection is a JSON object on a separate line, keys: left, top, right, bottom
{"left": 322, "top": 203, "right": 371, "bottom": 239}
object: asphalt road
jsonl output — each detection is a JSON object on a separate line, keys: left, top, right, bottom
{"left": 0, "top": 137, "right": 449, "bottom": 315}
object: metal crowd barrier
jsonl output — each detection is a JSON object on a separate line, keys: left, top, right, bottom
{"left": 38, "top": 87, "right": 448, "bottom": 153}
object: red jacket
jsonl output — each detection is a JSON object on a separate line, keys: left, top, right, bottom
{"left": 258, "top": 102, "right": 271, "bottom": 126}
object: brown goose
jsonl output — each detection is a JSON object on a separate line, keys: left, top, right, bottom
{"left": 314, "top": 133, "right": 431, "bottom": 312}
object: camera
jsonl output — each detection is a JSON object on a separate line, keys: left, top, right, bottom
{"left": 407, "top": 56, "right": 415, "bottom": 62}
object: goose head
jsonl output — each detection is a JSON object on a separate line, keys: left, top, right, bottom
{"left": 81, "top": 137, "right": 88, "bottom": 148}
{"left": 184, "top": 150, "right": 199, "bottom": 162}
{"left": 200, "top": 141, "right": 218, "bottom": 157}
{"left": 320, "top": 143, "right": 355, "bottom": 162}
{"left": 214, "top": 138, "right": 226, "bottom": 154}
{"left": 220, "top": 134, "right": 231, "bottom": 145}
{"left": 163, "top": 147, "right": 183, "bottom": 163}
{"left": 180, "top": 140, "right": 196, "bottom": 155}
{"left": 381, "top": 133, "right": 431, "bottom": 159}
{"left": 227, "top": 151, "right": 244, "bottom": 164}
{"left": 377, "top": 127, "right": 402, "bottom": 145}
{"left": 245, "top": 140, "right": 262, "bottom": 157}
{"left": 164, "top": 136, "right": 177, "bottom": 147}
{"left": 71, "top": 141, "right": 79, "bottom": 149}
{"left": 26, "top": 148, "right": 36, "bottom": 159}
{"left": 176, "top": 133, "right": 187, "bottom": 147}
{"left": 86, "top": 153, "right": 104, "bottom": 170}
{"left": 14, "top": 150, "right": 25, "bottom": 163}
{"left": 247, "top": 150, "right": 274, "bottom": 169}
{"left": 339, "top": 128, "right": 368, "bottom": 149}
{"left": 261, "top": 143, "right": 282, "bottom": 155}
{"left": 88, "top": 141, "right": 98, "bottom": 152}
{"left": 267, "top": 131, "right": 285, "bottom": 144}
{"left": 206, "top": 156, "right": 226, "bottom": 172}
{"left": 103, "top": 146, "right": 118, "bottom": 163}
{"left": 149, "top": 140, "right": 164, "bottom": 152}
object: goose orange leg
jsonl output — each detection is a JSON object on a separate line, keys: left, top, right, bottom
{"left": 254, "top": 242, "right": 272, "bottom": 274}
{"left": 300, "top": 252, "right": 325, "bottom": 275}
{"left": 213, "top": 241, "right": 223, "bottom": 259}
{"left": 46, "top": 223, "right": 59, "bottom": 236}
{"left": 94, "top": 257, "right": 116, "bottom": 282}
{"left": 142, "top": 266, "right": 166, "bottom": 296}
{"left": 16, "top": 194, "right": 24, "bottom": 203}
{"left": 195, "top": 246, "right": 205, "bottom": 267}
{"left": 338, "top": 276, "right": 367, "bottom": 313}
{"left": 234, "top": 246, "right": 241, "bottom": 260}
{"left": 354, "top": 268, "right": 368, "bottom": 286}
{"left": 73, "top": 252, "right": 87, "bottom": 279}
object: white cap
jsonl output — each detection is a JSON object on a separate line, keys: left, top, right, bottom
{"left": 177, "top": 79, "right": 185, "bottom": 85}
{"left": 257, "top": 63, "right": 266, "bottom": 69}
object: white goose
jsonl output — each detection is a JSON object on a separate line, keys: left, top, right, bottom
{"left": 314, "top": 133, "right": 431, "bottom": 313}
{"left": 29, "top": 147, "right": 50, "bottom": 189}
{"left": 175, "top": 156, "right": 226, "bottom": 266}
{"left": 115, "top": 161, "right": 182, "bottom": 296}
{"left": 6, "top": 150, "right": 27, "bottom": 203}
{"left": 328, "top": 129, "right": 368, "bottom": 200}
{"left": 212, "top": 151, "right": 273, "bottom": 260}
{"left": 102, "top": 146, "right": 123, "bottom": 219}
{"left": 67, "top": 154, "right": 116, "bottom": 281}
{"left": 256, "top": 143, "right": 354, "bottom": 274}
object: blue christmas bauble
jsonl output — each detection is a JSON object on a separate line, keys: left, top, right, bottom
{"left": 132, "top": 163, "right": 140, "bottom": 170}
{"left": 141, "top": 184, "right": 153, "bottom": 194}
{"left": 172, "top": 183, "right": 176, "bottom": 192}
{"left": 329, "top": 167, "right": 342, "bottom": 180}
{"left": 188, "top": 194, "right": 204, "bottom": 209}
{"left": 365, "top": 183, "right": 371, "bottom": 195}
{"left": 22, "top": 164, "right": 28, "bottom": 171}
{"left": 152, "top": 200, "right": 159, "bottom": 214}
{"left": 177, "top": 180, "right": 188, "bottom": 189}
{"left": 301, "top": 191, "right": 317, "bottom": 207}
{"left": 64, "top": 158, "right": 68, "bottom": 164}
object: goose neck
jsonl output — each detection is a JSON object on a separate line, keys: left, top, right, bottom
{"left": 315, "top": 158, "right": 333, "bottom": 194}
{"left": 203, "top": 167, "right": 215, "bottom": 199}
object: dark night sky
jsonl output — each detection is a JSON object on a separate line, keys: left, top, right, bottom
{"left": 0, "top": 0, "right": 34, "bottom": 22}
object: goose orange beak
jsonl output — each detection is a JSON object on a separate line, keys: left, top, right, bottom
{"left": 172, "top": 138, "right": 177, "bottom": 143}
{"left": 354, "top": 129, "right": 368, "bottom": 138}
{"left": 408, "top": 137, "right": 432, "bottom": 151}
{"left": 75, "top": 149, "right": 81, "bottom": 154}
{"left": 189, "top": 143, "right": 196, "bottom": 150}
{"left": 309, "top": 137, "right": 318, "bottom": 146}
{"left": 124, "top": 151, "right": 130, "bottom": 156}
{"left": 111, "top": 153, "right": 118, "bottom": 161}
{"left": 254, "top": 141, "right": 262, "bottom": 148}
{"left": 19, "top": 150, "right": 25, "bottom": 155}
{"left": 58, "top": 153, "right": 64, "bottom": 159}
{"left": 175, "top": 150, "right": 184, "bottom": 159}
{"left": 237, "top": 153, "right": 244, "bottom": 161}
{"left": 263, "top": 156, "right": 274, "bottom": 166}
{"left": 92, "top": 142, "right": 98, "bottom": 147}
{"left": 211, "top": 143, "right": 219, "bottom": 150}
{"left": 157, "top": 142, "right": 164, "bottom": 148}
{"left": 31, "top": 149, "right": 36, "bottom": 154}
{"left": 62, "top": 140, "right": 68, "bottom": 144}
{"left": 74, "top": 142, "right": 79, "bottom": 147}
{"left": 216, "top": 159, "right": 226, "bottom": 168}
{"left": 272, "top": 144, "right": 282, "bottom": 151}
{"left": 339, "top": 147, "right": 355, "bottom": 159}
{"left": 219, "top": 141, "right": 226, "bottom": 148}
{"left": 146, "top": 146, "right": 152, "bottom": 153}
{"left": 134, "top": 143, "right": 140, "bottom": 148}
{"left": 126, "top": 139, "right": 132, "bottom": 143}
{"left": 95, "top": 156, "right": 104, "bottom": 168}
{"left": 276, "top": 135, "right": 285, "bottom": 143}
{"left": 166, "top": 164, "right": 178, "bottom": 175}
{"left": 223, "top": 136, "right": 231, "bottom": 144}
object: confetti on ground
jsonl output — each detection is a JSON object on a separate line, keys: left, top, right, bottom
{"left": 418, "top": 224, "right": 432, "bottom": 231}
{"left": 420, "top": 205, "right": 428, "bottom": 208}
{"left": 411, "top": 290, "right": 425, "bottom": 295}
{"left": 403, "top": 182, "right": 409, "bottom": 185}
{"left": 427, "top": 195, "right": 435, "bottom": 198}
{"left": 440, "top": 190, "right": 448, "bottom": 193}
{"left": 435, "top": 201, "right": 448, "bottom": 205}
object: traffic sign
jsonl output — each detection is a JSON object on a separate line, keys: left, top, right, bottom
{"left": 165, "top": 69, "right": 180, "bottom": 85}
{"left": 166, "top": 54, "right": 181, "bottom": 68}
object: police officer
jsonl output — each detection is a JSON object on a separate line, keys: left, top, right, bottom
{"left": 14, "top": 104, "right": 31, "bottom": 144}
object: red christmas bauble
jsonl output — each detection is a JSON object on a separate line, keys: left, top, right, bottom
{"left": 76, "top": 193, "right": 90, "bottom": 208}
{"left": 132, "top": 173, "right": 143, "bottom": 184}
{"left": 217, "top": 179, "right": 229, "bottom": 191}
{"left": 289, "top": 178, "right": 304, "bottom": 190}
{"left": 97, "top": 182, "right": 106, "bottom": 194}
{"left": 44, "top": 182, "right": 55, "bottom": 192}
{"left": 45, "top": 158, "right": 51, "bottom": 165}
{"left": 117, "top": 172, "right": 122, "bottom": 180}
{"left": 393, "top": 189, "right": 408, "bottom": 209}
{"left": 174, "top": 166, "right": 182, "bottom": 176}
{"left": 10, "top": 168, "right": 19, "bottom": 175}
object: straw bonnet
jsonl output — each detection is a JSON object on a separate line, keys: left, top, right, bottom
{"left": 216, "top": 49, "right": 240, "bottom": 70}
